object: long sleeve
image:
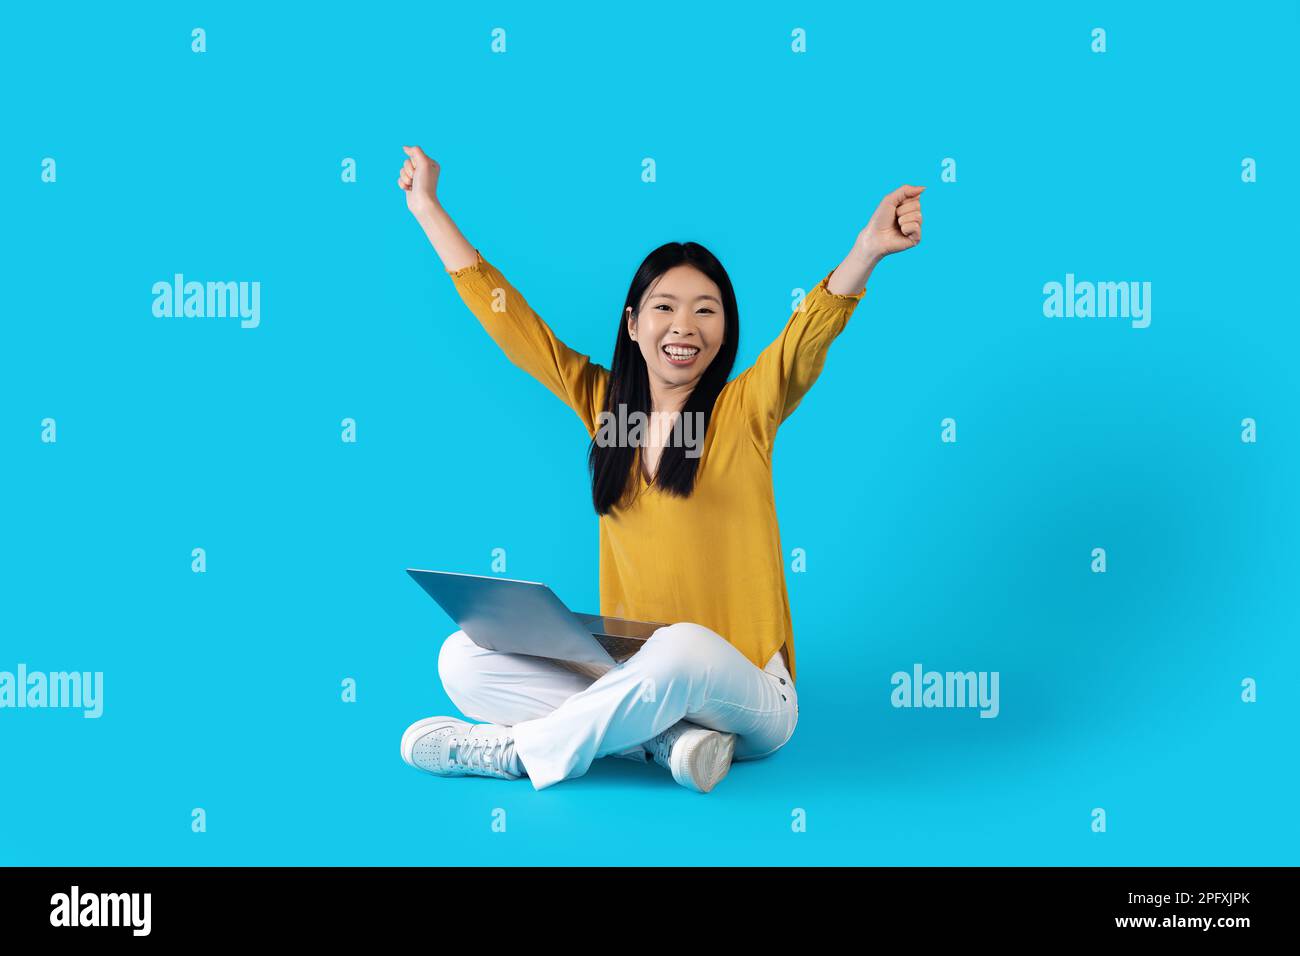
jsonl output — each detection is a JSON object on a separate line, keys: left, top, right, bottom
{"left": 447, "top": 248, "right": 608, "bottom": 435}
{"left": 735, "top": 266, "right": 867, "bottom": 447}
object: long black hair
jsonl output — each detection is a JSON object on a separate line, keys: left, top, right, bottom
{"left": 588, "top": 242, "right": 740, "bottom": 515}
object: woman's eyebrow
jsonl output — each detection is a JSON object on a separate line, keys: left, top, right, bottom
{"left": 647, "top": 292, "right": 722, "bottom": 304}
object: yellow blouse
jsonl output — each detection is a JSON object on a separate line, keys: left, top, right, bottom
{"left": 447, "top": 249, "right": 866, "bottom": 684}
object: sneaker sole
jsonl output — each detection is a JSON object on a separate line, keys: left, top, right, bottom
{"left": 673, "top": 731, "right": 736, "bottom": 793}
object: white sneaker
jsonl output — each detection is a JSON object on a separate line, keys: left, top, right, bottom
{"left": 400, "top": 716, "right": 524, "bottom": 780}
{"left": 649, "top": 723, "right": 736, "bottom": 793}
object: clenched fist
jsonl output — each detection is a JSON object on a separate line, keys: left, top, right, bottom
{"left": 398, "top": 145, "right": 441, "bottom": 220}
{"left": 855, "top": 184, "right": 925, "bottom": 261}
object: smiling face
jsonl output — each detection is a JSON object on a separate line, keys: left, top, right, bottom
{"left": 626, "top": 264, "right": 726, "bottom": 399}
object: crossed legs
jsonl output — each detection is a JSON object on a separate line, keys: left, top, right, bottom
{"left": 436, "top": 622, "right": 799, "bottom": 790}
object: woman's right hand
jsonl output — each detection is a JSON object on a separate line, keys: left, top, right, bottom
{"left": 398, "top": 145, "right": 441, "bottom": 220}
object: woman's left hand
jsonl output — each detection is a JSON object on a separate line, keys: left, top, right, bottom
{"left": 854, "top": 184, "right": 925, "bottom": 261}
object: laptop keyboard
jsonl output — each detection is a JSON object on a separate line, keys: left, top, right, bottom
{"left": 596, "top": 635, "right": 645, "bottom": 661}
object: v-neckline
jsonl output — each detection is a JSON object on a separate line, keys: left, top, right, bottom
{"left": 638, "top": 406, "right": 679, "bottom": 488}
{"left": 637, "top": 447, "right": 655, "bottom": 488}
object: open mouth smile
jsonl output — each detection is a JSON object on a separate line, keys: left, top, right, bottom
{"left": 662, "top": 343, "right": 701, "bottom": 367}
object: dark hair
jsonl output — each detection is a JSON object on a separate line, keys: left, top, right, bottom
{"left": 588, "top": 242, "right": 740, "bottom": 515}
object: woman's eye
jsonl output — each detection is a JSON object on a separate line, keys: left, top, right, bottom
{"left": 654, "top": 304, "right": 672, "bottom": 311}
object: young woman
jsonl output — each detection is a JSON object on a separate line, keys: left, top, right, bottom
{"left": 396, "top": 145, "right": 923, "bottom": 792}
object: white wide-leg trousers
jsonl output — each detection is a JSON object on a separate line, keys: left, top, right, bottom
{"left": 436, "top": 621, "right": 799, "bottom": 790}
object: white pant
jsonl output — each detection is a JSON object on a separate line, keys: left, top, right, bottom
{"left": 437, "top": 622, "right": 799, "bottom": 790}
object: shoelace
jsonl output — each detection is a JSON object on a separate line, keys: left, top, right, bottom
{"left": 449, "top": 732, "right": 516, "bottom": 777}
{"left": 651, "top": 727, "right": 677, "bottom": 766}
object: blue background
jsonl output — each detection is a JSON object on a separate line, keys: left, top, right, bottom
{"left": 2, "top": 1, "right": 1296, "bottom": 865}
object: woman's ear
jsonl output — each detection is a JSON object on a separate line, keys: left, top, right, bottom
{"left": 625, "top": 306, "right": 637, "bottom": 341}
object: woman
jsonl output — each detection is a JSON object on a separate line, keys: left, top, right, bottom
{"left": 396, "top": 145, "right": 923, "bottom": 792}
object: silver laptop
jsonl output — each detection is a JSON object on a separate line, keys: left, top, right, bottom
{"left": 407, "top": 569, "right": 666, "bottom": 666}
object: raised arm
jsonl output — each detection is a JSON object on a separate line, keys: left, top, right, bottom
{"left": 398, "top": 146, "right": 606, "bottom": 434}
{"left": 739, "top": 183, "right": 925, "bottom": 445}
